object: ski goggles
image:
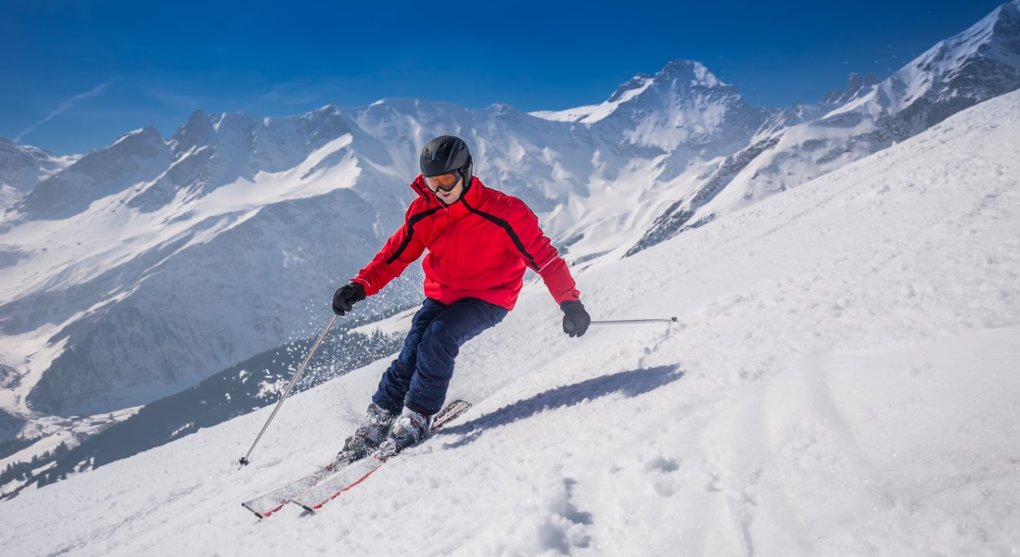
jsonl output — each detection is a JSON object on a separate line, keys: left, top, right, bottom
{"left": 424, "top": 173, "right": 461, "bottom": 192}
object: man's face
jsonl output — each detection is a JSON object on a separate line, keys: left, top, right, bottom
{"left": 424, "top": 172, "right": 465, "bottom": 205}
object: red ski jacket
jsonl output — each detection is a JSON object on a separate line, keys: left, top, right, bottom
{"left": 351, "top": 175, "right": 580, "bottom": 310}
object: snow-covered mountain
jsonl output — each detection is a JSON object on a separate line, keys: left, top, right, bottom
{"left": 2, "top": 83, "right": 1017, "bottom": 557}
{"left": 0, "top": 66, "right": 764, "bottom": 422}
{"left": 0, "top": 138, "right": 76, "bottom": 208}
{"left": 630, "top": 0, "right": 1020, "bottom": 253}
{"left": 1, "top": 1, "right": 1019, "bottom": 498}
{"left": 532, "top": 59, "right": 767, "bottom": 154}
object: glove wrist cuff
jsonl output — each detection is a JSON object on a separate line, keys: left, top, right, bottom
{"left": 560, "top": 300, "right": 584, "bottom": 312}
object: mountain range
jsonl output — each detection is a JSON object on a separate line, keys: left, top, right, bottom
{"left": 1, "top": 0, "right": 1018, "bottom": 494}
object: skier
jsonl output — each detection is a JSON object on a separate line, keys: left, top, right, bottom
{"left": 331, "top": 135, "right": 590, "bottom": 458}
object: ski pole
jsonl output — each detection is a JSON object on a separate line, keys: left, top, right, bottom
{"left": 238, "top": 313, "right": 338, "bottom": 469}
{"left": 590, "top": 317, "right": 679, "bottom": 325}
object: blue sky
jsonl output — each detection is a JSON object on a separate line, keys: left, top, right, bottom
{"left": 1, "top": 0, "right": 1007, "bottom": 155}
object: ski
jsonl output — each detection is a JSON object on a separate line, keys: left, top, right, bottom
{"left": 290, "top": 456, "right": 385, "bottom": 512}
{"left": 242, "top": 442, "right": 380, "bottom": 518}
{"left": 241, "top": 399, "right": 472, "bottom": 518}
{"left": 241, "top": 465, "right": 341, "bottom": 518}
{"left": 425, "top": 399, "right": 473, "bottom": 432}
{"left": 291, "top": 399, "right": 473, "bottom": 513}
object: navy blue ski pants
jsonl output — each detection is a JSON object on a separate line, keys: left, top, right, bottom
{"left": 372, "top": 297, "right": 508, "bottom": 416}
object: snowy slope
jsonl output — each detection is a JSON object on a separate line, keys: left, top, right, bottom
{"left": 1, "top": 86, "right": 1017, "bottom": 556}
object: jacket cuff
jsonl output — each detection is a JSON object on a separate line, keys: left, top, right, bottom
{"left": 351, "top": 276, "right": 375, "bottom": 297}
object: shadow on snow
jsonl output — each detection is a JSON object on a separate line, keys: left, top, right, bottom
{"left": 437, "top": 365, "right": 683, "bottom": 449}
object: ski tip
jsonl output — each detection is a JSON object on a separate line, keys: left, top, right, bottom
{"left": 241, "top": 503, "right": 266, "bottom": 520}
{"left": 242, "top": 501, "right": 286, "bottom": 519}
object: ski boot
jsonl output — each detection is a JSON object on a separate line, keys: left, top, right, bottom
{"left": 333, "top": 402, "right": 396, "bottom": 467}
{"left": 376, "top": 407, "right": 432, "bottom": 460}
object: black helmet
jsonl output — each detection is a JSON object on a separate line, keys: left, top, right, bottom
{"left": 420, "top": 135, "right": 473, "bottom": 189}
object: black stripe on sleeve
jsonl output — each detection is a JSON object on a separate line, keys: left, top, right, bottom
{"left": 385, "top": 207, "right": 441, "bottom": 264}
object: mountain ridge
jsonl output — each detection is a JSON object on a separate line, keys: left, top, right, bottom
{"left": 629, "top": 0, "right": 1020, "bottom": 253}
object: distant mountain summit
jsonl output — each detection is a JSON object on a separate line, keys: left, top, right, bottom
{"left": 629, "top": 0, "right": 1020, "bottom": 254}
{"left": 10, "top": 127, "right": 170, "bottom": 221}
{"left": 0, "top": 138, "right": 76, "bottom": 207}
{"left": 876, "top": 0, "right": 1020, "bottom": 136}
{"left": 533, "top": 59, "right": 766, "bottom": 154}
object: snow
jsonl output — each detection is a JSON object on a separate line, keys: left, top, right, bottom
{"left": 529, "top": 104, "right": 602, "bottom": 123}
{"left": 1, "top": 86, "right": 1018, "bottom": 555}
{"left": 572, "top": 77, "right": 654, "bottom": 125}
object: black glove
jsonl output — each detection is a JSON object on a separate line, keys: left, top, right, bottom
{"left": 560, "top": 301, "right": 591, "bottom": 337}
{"left": 332, "top": 282, "right": 366, "bottom": 315}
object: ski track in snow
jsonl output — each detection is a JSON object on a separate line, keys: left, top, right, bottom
{"left": 1, "top": 92, "right": 1020, "bottom": 556}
